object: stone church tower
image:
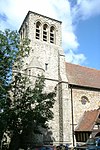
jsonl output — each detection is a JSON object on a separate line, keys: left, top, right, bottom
{"left": 19, "top": 11, "right": 100, "bottom": 147}
{"left": 19, "top": 11, "right": 72, "bottom": 145}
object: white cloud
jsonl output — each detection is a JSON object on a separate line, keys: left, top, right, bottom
{"left": 65, "top": 49, "right": 86, "bottom": 65}
{"left": 0, "top": 0, "right": 57, "bottom": 29}
{"left": 0, "top": 0, "right": 87, "bottom": 65}
{"left": 72, "top": 0, "right": 100, "bottom": 22}
{"left": 62, "top": 31, "right": 79, "bottom": 50}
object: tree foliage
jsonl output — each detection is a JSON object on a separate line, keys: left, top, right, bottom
{"left": 0, "top": 29, "right": 56, "bottom": 149}
{"left": 0, "top": 29, "right": 20, "bottom": 146}
{"left": 8, "top": 73, "right": 56, "bottom": 149}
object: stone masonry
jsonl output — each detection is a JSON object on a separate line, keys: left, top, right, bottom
{"left": 19, "top": 11, "right": 70, "bottom": 145}
{"left": 19, "top": 11, "right": 100, "bottom": 147}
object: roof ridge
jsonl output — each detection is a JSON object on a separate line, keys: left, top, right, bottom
{"left": 66, "top": 62, "right": 100, "bottom": 71}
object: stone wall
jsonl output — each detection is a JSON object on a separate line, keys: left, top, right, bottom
{"left": 18, "top": 11, "right": 100, "bottom": 147}
{"left": 19, "top": 11, "right": 69, "bottom": 145}
{"left": 68, "top": 87, "right": 100, "bottom": 145}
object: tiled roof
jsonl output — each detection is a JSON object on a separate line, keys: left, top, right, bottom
{"left": 75, "top": 109, "right": 100, "bottom": 131}
{"left": 65, "top": 62, "right": 100, "bottom": 89}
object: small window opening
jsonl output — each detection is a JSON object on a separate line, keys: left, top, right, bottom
{"left": 45, "top": 63, "right": 48, "bottom": 70}
{"left": 29, "top": 69, "right": 31, "bottom": 76}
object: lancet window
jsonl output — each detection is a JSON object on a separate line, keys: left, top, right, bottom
{"left": 36, "top": 21, "right": 41, "bottom": 39}
{"left": 43, "top": 24, "right": 48, "bottom": 41}
{"left": 50, "top": 26, "right": 55, "bottom": 43}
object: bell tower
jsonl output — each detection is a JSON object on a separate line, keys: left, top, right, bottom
{"left": 19, "top": 11, "right": 69, "bottom": 145}
{"left": 19, "top": 11, "right": 64, "bottom": 79}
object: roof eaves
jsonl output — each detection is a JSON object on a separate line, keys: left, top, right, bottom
{"left": 68, "top": 83, "right": 100, "bottom": 91}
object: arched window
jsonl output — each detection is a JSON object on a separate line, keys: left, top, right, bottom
{"left": 50, "top": 26, "right": 55, "bottom": 43}
{"left": 23, "top": 28, "right": 25, "bottom": 39}
{"left": 36, "top": 21, "right": 41, "bottom": 39}
{"left": 43, "top": 24, "right": 48, "bottom": 41}
{"left": 25, "top": 23, "right": 28, "bottom": 37}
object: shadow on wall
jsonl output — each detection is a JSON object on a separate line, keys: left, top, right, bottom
{"left": 20, "top": 127, "right": 55, "bottom": 149}
{"left": 43, "top": 130, "right": 55, "bottom": 145}
{"left": 8, "top": 127, "right": 55, "bottom": 150}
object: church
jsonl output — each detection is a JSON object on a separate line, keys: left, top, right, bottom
{"left": 19, "top": 11, "right": 100, "bottom": 147}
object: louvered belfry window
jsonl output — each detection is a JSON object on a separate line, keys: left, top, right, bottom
{"left": 43, "top": 24, "right": 48, "bottom": 41}
{"left": 50, "top": 26, "right": 55, "bottom": 43}
{"left": 36, "top": 21, "right": 41, "bottom": 39}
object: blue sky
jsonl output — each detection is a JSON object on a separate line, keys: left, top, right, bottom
{"left": 0, "top": 0, "right": 100, "bottom": 70}
{"left": 76, "top": 16, "right": 100, "bottom": 69}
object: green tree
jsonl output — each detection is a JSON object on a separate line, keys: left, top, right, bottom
{"left": 0, "top": 29, "right": 19, "bottom": 146}
{"left": 0, "top": 29, "right": 56, "bottom": 149}
{"left": 8, "top": 73, "right": 56, "bottom": 149}
{"left": 0, "top": 29, "right": 30, "bottom": 149}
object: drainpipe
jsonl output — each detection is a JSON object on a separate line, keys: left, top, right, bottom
{"left": 70, "top": 85, "right": 75, "bottom": 147}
